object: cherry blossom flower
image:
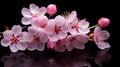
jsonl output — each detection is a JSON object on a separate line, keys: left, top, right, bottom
{"left": 24, "top": 26, "right": 48, "bottom": 51}
{"left": 65, "top": 11, "right": 78, "bottom": 24}
{"left": 98, "top": 17, "right": 110, "bottom": 27}
{"left": 21, "top": 4, "right": 47, "bottom": 25}
{"left": 45, "top": 15, "right": 70, "bottom": 41}
{"left": 30, "top": 15, "right": 48, "bottom": 28}
{"left": 69, "top": 19, "right": 90, "bottom": 35}
{"left": 47, "top": 4, "right": 57, "bottom": 15}
{"left": 93, "top": 27, "right": 110, "bottom": 49}
{"left": 47, "top": 39, "right": 66, "bottom": 52}
{"left": 66, "top": 34, "right": 89, "bottom": 51}
{"left": 1, "top": 25, "right": 27, "bottom": 52}
{"left": 47, "top": 40, "right": 56, "bottom": 50}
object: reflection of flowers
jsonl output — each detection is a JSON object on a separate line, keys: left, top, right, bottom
{"left": 1, "top": 49, "right": 110, "bottom": 67}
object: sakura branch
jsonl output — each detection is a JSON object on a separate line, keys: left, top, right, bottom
{"left": 0, "top": 4, "right": 111, "bottom": 52}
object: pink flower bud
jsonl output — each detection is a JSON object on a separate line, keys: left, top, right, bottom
{"left": 98, "top": 18, "right": 110, "bottom": 27}
{"left": 47, "top": 4, "right": 57, "bottom": 15}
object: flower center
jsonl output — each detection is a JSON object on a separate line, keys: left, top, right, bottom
{"left": 72, "top": 23, "right": 79, "bottom": 30}
{"left": 34, "top": 34, "right": 40, "bottom": 41}
{"left": 40, "top": 23, "right": 47, "bottom": 28}
{"left": 32, "top": 14, "right": 38, "bottom": 18}
{"left": 54, "top": 25, "right": 61, "bottom": 34}
{"left": 11, "top": 36, "right": 19, "bottom": 44}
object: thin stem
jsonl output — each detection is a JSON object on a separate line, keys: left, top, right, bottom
{"left": 89, "top": 24, "right": 98, "bottom": 29}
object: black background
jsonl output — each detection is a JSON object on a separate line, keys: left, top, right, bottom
{"left": 0, "top": 0, "right": 116, "bottom": 67}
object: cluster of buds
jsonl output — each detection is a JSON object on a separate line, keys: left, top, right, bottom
{"left": 0, "top": 4, "right": 110, "bottom": 52}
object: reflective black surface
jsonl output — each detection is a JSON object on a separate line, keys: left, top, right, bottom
{"left": 0, "top": 49, "right": 111, "bottom": 67}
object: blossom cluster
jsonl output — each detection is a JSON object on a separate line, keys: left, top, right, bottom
{"left": 0, "top": 4, "right": 110, "bottom": 52}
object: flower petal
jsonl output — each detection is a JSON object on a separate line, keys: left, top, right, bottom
{"left": 21, "top": 17, "right": 31, "bottom": 25}
{"left": 78, "top": 20, "right": 89, "bottom": 28}
{"left": 45, "top": 19, "right": 55, "bottom": 34}
{"left": 16, "top": 42, "right": 27, "bottom": 50}
{"left": 96, "top": 42, "right": 110, "bottom": 50}
{"left": 57, "top": 32, "right": 67, "bottom": 39}
{"left": 36, "top": 42, "right": 45, "bottom": 51}
{"left": 55, "top": 40, "right": 66, "bottom": 52}
{"left": 78, "top": 27, "right": 90, "bottom": 34}
{"left": 94, "top": 27, "right": 101, "bottom": 34}
{"left": 98, "top": 30, "right": 110, "bottom": 41}
{"left": 30, "top": 4, "right": 40, "bottom": 15}
{"left": 39, "top": 7, "right": 47, "bottom": 15}
{"left": 21, "top": 8, "right": 32, "bottom": 18}
{"left": 11, "top": 25, "right": 22, "bottom": 36}
{"left": 10, "top": 44, "right": 18, "bottom": 52}
{"left": 66, "top": 35, "right": 74, "bottom": 51}
{"left": 1, "top": 39, "right": 11, "bottom": 47}
{"left": 61, "top": 23, "right": 71, "bottom": 33}
{"left": 28, "top": 26, "right": 38, "bottom": 35}
{"left": 40, "top": 34, "right": 48, "bottom": 43}
{"left": 69, "top": 28, "right": 78, "bottom": 35}
{"left": 48, "top": 33, "right": 58, "bottom": 41}
{"left": 73, "top": 41, "right": 85, "bottom": 49}
{"left": 27, "top": 42, "right": 36, "bottom": 51}
{"left": 3, "top": 30, "right": 13, "bottom": 40}
{"left": 75, "top": 34, "right": 89, "bottom": 43}
{"left": 54, "top": 15, "right": 65, "bottom": 26}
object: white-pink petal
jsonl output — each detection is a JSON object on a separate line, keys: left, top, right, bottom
{"left": 30, "top": 4, "right": 40, "bottom": 15}
{"left": 57, "top": 32, "right": 67, "bottom": 39}
{"left": 21, "top": 8, "right": 32, "bottom": 18}
{"left": 40, "top": 34, "right": 48, "bottom": 43}
{"left": 3, "top": 30, "right": 13, "bottom": 40}
{"left": 78, "top": 20, "right": 89, "bottom": 28}
{"left": 96, "top": 42, "right": 110, "bottom": 50}
{"left": 28, "top": 26, "right": 38, "bottom": 35}
{"left": 94, "top": 27, "right": 101, "bottom": 34}
{"left": 11, "top": 25, "right": 22, "bottom": 36}
{"left": 73, "top": 41, "right": 85, "bottom": 49}
{"left": 69, "top": 28, "right": 78, "bottom": 35}
{"left": 1, "top": 39, "right": 11, "bottom": 47}
{"left": 45, "top": 19, "right": 55, "bottom": 34}
{"left": 78, "top": 27, "right": 90, "bottom": 34}
{"left": 16, "top": 42, "right": 27, "bottom": 50}
{"left": 54, "top": 15, "right": 65, "bottom": 26}
{"left": 36, "top": 42, "right": 45, "bottom": 51}
{"left": 39, "top": 7, "right": 47, "bottom": 15}
{"left": 10, "top": 44, "right": 18, "bottom": 52}
{"left": 48, "top": 34, "right": 58, "bottom": 41}
{"left": 98, "top": 30, "right": 110, "bottom": 41}
{"left": 21, "top": 17, "right": 31, "bottom": 25}
{"left": 27, "top": 42, "right": 36, "bottom": 51}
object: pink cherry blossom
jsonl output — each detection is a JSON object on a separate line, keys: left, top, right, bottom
{"left": 45, "top": 15, "right": 70, "bottom": 41}
{"left": 93, "top": 27, "right": 110, "bottom": 49}
{"left": 30, "top": 15, "right": 48, "bottom": 28}
{"left": 47, "top": 40, "right": 56, "bottom": 50}
{"left": 47, "top": 39, "right": 66, "bottom": 52}
{"left": 98, "top": 17, "right": 110, "bottom": 27}
{"left": 66, "top": 34, "right": 89, "bottom": 51}
{"left": 65, "top": 11, "right": 78, "bottom": 24}
{"left": 0, "top": 25, "right": 27, "bottom": 52}
{"left": 24, "top": 26, "right": 48, "bottom": 51}
{"left": 21, "top": 4, "right": 47, "bottom": 25}
{"left": 47, "top": 4, "right": 57, "bottom": 15}
{"left": 69, "top": 19, "right": 90, "bottom": 35}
